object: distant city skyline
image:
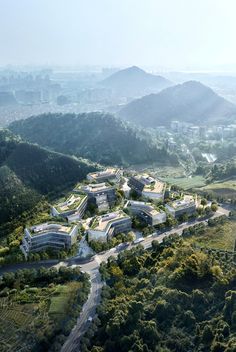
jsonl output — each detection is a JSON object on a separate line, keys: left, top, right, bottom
{"left": 1, "top": 0, "right": 236, "bottom": 72}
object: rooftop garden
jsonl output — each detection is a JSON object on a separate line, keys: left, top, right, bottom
{"left": 54, "top": 194, "right": 87, "bottom": 213}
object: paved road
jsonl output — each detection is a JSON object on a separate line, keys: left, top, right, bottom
{"left": 61, "top": 266, "right": 103, "bottom": 352}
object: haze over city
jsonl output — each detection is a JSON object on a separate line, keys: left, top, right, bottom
{"left": 1, "top": 0, "right": 236, "bottom": 71}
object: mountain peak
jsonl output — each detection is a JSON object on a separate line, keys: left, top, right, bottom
{"left": 124, "top": 66, "right": 145, "bottom": 73}
{"left": 101, "top": 66, "right": 172, "bottom": 97}
{"left": 118, "top": 80, "right": 236, "bottom": 127}
{"left": 181, "top": 80, "right": 211, "bottom": 90}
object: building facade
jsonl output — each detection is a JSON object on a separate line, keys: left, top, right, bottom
{"left": 77, "top": 183, "right": 116, "bottom": 212}
{"left": 20, "top": 223, "right": 78, "bottom": 257}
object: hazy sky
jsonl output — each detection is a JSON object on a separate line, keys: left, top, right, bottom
{"left": 1, "top": 0, "right": 236, "bottom": 70}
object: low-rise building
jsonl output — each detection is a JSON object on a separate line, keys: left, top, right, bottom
{"left": 51, "top": 193, "right": 87, "bottom": 222}
{"left": 128, "top": 174, "right": 165, "bottom": 201}
{"left": 76, "top": 183, "right": 116, "bottom": 212}
{"left": 165, "top": 195, "right": 197, "bottom": 218}
{"left": 126, "top": 200, "right": 166, "bottom": 226}
{"left": 20, "top": 223, "right": 78, "bottom": 257}
{"left": 88, "top": 211, "right": 132, "bottom": 242}
{"left": 87, "top": 168, "right": 123, "bottom": 183}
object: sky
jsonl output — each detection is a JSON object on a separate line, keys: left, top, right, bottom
{"left": 1, "top": 0, "right": 236, "bottom": 70}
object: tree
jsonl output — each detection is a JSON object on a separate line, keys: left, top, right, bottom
{"left": 201, "top": 198, "right": 208, "bottom": 206}
{"left": 211, "top": 203, "right": 218, "bottom": 212}
{"left": 202, "top": 324, "right": 214, "bottom": 344}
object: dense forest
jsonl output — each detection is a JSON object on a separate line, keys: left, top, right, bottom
{"left": 0, "top": 129, "right": 96, "bottom": 224}
{"left": 81, "top": 235, "right": 236, "bottom": 352}
{"left": 9, "top": 112, "right": 177, "bottom": 166}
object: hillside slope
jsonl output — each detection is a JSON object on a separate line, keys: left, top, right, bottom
{"left": 101, "top": 66, "right": 172, "bottom": 97}
{"left": 0, "top": 129, "right": 95, "bottom": 224}
{"left": 9, "top": 112, "right": 177, "bottom": 166}
{"left": 118, "top": 80, "right": 236, "bottom": 127}
{"left": 84, "top": 235, "right": 236, "bottom": 352}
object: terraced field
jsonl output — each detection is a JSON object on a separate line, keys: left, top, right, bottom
{"left": 0, "top": 300, "right": 40, "bottom": 352}
{"left": 0, "top": 280, "right": 84, "bottom": 352}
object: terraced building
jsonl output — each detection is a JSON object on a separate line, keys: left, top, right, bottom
{"left": 88, "top": 211, "right": 132, "bottom": 242}
{"left": 51, "top": 193, "right": 87, "bottom": 222}
{"left": 75, "top": 183, "right": 116, "bottom": 212}
{"left": 87, "top": 168, "right": 123, "bottom": 183}
{"left": 165, "top": 195, "right": 197, "bottom": 218}
{"left": 128, "top": 174, "right": 166, "bottom": 201}
{"left": 20, "top": 223, "right": 78, "bottom": 257}
{"left": 126, "top": 200, "right": 166, "bottom": 226}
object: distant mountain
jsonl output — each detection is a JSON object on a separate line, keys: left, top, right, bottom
{"left": 9, "top": 112, "right": 177, "bottom": 166}
{"left": 0, "top": 129, "right": 95, "bottom": 224}
{"left": 118, "top": 80, "right": 236, "bottom": 127}
{"left": 101, "top": 66, "right": 172, "bottom": 97}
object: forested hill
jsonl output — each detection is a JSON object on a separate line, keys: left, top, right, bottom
{"left": 9, "top": 112, "right": 177, "bottom": 166}
{"left": 118, "top": 80, "right": 236, "bottom": 127}
{"left": 83, "top": 235, "right": 236, "bottom": 352}
{"left": 101, "top": 66, "right": 172, "bottom": 97}
{"left": 0, "top": 129, "right": 96, "bottom": 224}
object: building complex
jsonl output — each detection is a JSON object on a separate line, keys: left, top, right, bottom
{"left": 20, "top": 223, "right": 78, "bottom": 257}
{"left": 88, "top": 211, "right": 132, "bottom": 242}
{"left": 20, "top": 167, "right": 202, "bottom": 256}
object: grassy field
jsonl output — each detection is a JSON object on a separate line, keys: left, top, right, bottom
{"left": 198, "top": 179, "right": 236, "bottom": 199}
{"left": 131, "top": 164, "right": 185, "bottom": 178}
{"left": 162, "top": 175, "right": 206, "bottom": 190}
{"left": 187, "top": 219, "right": 236, "bottom": 251}
{"left": 131, "top": 163, "right": 207, "bottom": 190}
{"left": 49, "top": 282, "right": 81, "bottom": 317}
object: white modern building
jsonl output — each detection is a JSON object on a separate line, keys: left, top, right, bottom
{"left": 51, "top": 193, "right": 87, "bottom": 222}
{"left": 165, "top": 195, "right": 197, "bottom": 218}
{"left": 126, "top": 200, "right": 166, "bottom": 226}
{"left": 75, "top": 183, "right": 116, "bottom": 212}
{"left": 88, "top": 211, "right": 132, "bottom": 242}
{"left": 20, "top": 223, "right": 78, "bottom": 257}
{"left": 128, "top": 174, "right": 165, "bottom": 201}
{"left": 87, "top": 168, "right": 123, "bottom": 183}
